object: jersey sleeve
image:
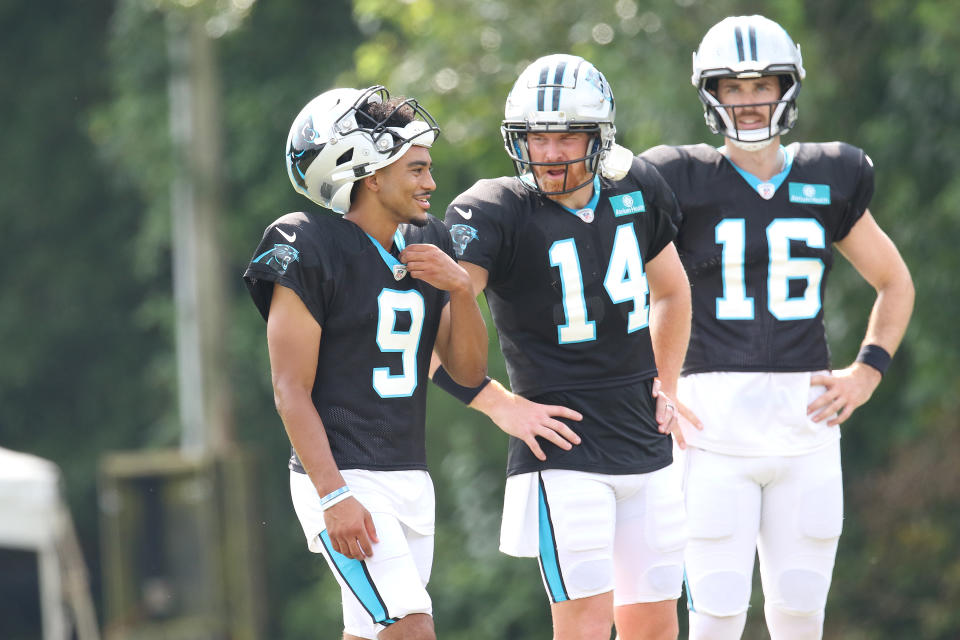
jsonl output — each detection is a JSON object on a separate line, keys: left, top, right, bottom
{"left": 833, "top": 143, "right": 875, "bottom": 241}
{"left": 638, "top": 145, "right": 687, "bottom": 230}
{"left": 243, "top": 213, "right": 332, "bottom": 327}
{"left": 444, "top": 178, "right": 519, "bottom": 286}
{"left": 632, "top": 157, "right": 680, "bottom": 261}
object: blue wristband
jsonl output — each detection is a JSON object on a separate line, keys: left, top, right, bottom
{"left": 319, "top": 485, "right": 350, "bottom": 505}
{"left": 432, "top": 365, "right": 491, "bottom": 405}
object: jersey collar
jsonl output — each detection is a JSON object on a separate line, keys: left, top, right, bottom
{"left": 721, "top": 143, "right": 795, "bottom": 200}
{"left": 558, "top": 174, "right": 602, "bottom": 223}
{"left": 365, "top": 229, "right": 408, "bottom": 281}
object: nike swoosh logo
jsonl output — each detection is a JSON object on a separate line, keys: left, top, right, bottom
{"left": 277, "top": 227, "right": 296, "bottom": 242}
{"left": 454, "top": 206, "right": 473, "bottom": 220}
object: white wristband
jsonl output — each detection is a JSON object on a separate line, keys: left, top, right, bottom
{"left": 320, "top": 489, "right": 353, "bottom": 511}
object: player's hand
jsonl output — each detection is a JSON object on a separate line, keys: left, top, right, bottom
{"left": 651, "top": 378, "right": 702, "bottom": 450}
{"left": 480, "top": 381, "right": 582, "bottom": 461}
{"left": 808, "top": 363, "right": 882, "bottom": 426}
{"left": 400, "top": 244, "right": 472, "bottom": 294}
{"left": 323, "top": 497, "right": 379, "bottom": 560}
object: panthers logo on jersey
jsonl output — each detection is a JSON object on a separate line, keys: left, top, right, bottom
{"left": 253, "top": 243, "right": 300, "bottom": 274}
{"left": 449, "top": 224, "right": 479, "bottom": 257}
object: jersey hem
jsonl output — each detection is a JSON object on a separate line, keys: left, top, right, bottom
{"left": 505, "top": 454, "right": 672, "bottom": 478}
{"left": 289, "top": 463, "right": 429, "bottom": 474}
{"left": 681, "top": 364, "right": 830, "bottom": 376}
{"left": 685, "top": 433, "right": 840, "bottom": 458}
{"left": 517, "top": 369, "right": 658, "bottom": 398}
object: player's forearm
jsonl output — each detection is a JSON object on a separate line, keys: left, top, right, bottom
{"left": 274, "top": 386, "right": 344, "bottom": 494}
{"left": 649, "top": 291, "right": 691, "bottom": 394}
{"left": 436, "top": 289, "right": 488, "bottom": 387}
{"left": 467, "top": 376, "right": 512, "bottom": 413}
{"left": 860, "top": 268, "right": 914, "bottom": 357}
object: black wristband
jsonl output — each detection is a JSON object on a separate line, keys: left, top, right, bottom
{"left": 431, "top": 365, "right": 491, "bottom": 405}
{"left": 855, "top": 344, "right": 891, "bottom": 375}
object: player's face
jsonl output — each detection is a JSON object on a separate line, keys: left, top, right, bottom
{"left": 376, "top": 145, "right": 435, "bottom": 226}
{"left": 714, "top": 76, "right": 782, "bottom": 131}
{"left": 526, "top": 131, "right": 592, "bottom": 195}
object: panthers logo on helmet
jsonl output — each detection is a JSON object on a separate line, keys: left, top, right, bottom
{"left": 253, "top": 244, "right": 300, "bottom": 274}
{"left": 449, "top": 224, "right": 479, "bottom": 257}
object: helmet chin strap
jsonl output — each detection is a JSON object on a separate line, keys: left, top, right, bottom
{"left": 728, "top": 136, "right": 777, "bottom": 151}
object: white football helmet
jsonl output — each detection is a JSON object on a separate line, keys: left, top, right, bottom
{"left": 502, "top": 54, "right": 630, "bottom": 195}
{"left": 692, "top": 15, "right": 805, "bottom": 150}
{"left": 286, "top": 86, "right": 440, "bottom": 213}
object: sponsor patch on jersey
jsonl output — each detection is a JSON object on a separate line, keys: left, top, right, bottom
{"left": 788, "top": 182, "right": 831, "bottom": 205}
{"left": 610, "top": 191, "right": 646, "bottom": 217}
{"left": 449, "top": 223, "right": 479, "bottom": 257}
{"left": 252, "top": 243, "right": 300, "bottom": 274}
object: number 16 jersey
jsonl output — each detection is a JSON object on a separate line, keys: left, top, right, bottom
{"left": 641, "top": 141, "right": 873, "bottom": 375}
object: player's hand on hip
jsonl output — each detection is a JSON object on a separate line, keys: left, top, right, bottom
{"left": 484, "top": 385, "right": 582, "bottom": 461}
{"left": 323, "top": 497, "right": 379, "bottom": 560}
{"left": 400, "top": 244, "right": 472, "bottom": 294}
{"left": 808, "top": 363, "right": 882, "bottom": 426}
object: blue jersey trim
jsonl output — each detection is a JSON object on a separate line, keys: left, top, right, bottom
{"left": 722, "top": 144, "right": 795, "bottom": 197}
{"left": 559, "top": 174, "right": 602, "bottom": 220}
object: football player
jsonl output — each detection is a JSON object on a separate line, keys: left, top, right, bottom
{"left": 441, "top": 54, "right": 692, "bottom": 640}
{"left": 244, "top": 86, "right": 486, "bottom": 640}
{"left": 640, "top": 15, "right": 914, "bottom": 640}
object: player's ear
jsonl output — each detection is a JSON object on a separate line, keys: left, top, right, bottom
{"left": 362, "top": 172, "right": 382, "bottom": 193}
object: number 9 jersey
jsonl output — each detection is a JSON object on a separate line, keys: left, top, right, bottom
{"left": 244, "top": 210, "right": 453, "bottom": 472}
{"left": 641, "top": 142, "right": 873, "bottom": 374}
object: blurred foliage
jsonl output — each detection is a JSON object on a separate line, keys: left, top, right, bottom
{"left": 1, "top": 0, "right": 957, "bottom": 638}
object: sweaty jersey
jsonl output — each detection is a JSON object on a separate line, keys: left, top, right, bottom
{"left": 444, "top": 158, "right": 678, "bottom": 476}
{"left": 641, "top": 142, "right": 873, "bottom": 375}
{"left": 244, "top": 210, "right": 453, "bottom": 472}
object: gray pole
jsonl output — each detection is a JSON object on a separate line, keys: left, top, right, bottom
{"left": 167, "top": 12, "right": 233, "bottom": 455}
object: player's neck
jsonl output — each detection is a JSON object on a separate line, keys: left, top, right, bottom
{"left": 722, "top": 138, "right": 784, "bottom": 181}
{"left": 345, "top": 208, "right": 398, "bottom": 250}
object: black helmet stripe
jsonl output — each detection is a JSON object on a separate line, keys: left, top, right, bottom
{"left": 551, "top": 60, "right": 567, "bottom": 110}
{"left": 537, "top": 64, "right": 549, "bottom": 110}
{"left": 748, "top": 25, "right": 758, "bottom": 60}
{"left": 734, "top": 26, "right": 745, "bottom": 62}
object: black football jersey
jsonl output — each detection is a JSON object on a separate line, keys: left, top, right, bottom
{"left": 244, "top": 210, "right": 453, "bottom": 472}
{"left": 444, "top": 158, "right": 678, "bottom": 475}
{"left": 641, "top": 142, "right": 873, "bottom": 374}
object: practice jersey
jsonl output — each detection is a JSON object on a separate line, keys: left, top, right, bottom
{"left": 244, "top": 210, "right": 452, "bottom": 472}
{"left": 444, "top": 158, "right": 678, "bottom": 475}
{"left": 641, "top": 142, "right": 873, "bottom": 375}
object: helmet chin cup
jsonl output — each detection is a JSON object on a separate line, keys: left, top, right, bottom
{"left": 599, "top": 143, "right": 633, "bottom": 181}
{"left": 727, "top": 136, "right": 776, "bottom": 151}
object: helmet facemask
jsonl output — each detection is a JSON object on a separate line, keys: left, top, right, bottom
{"left": 501, "top": 54, "right": 620, "bottom": 197}
{"left": 699, "top": 71, "right": 801, "bottom": 150}
{"left": 502, "top": 122, "right": 609, "bottom": 196}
